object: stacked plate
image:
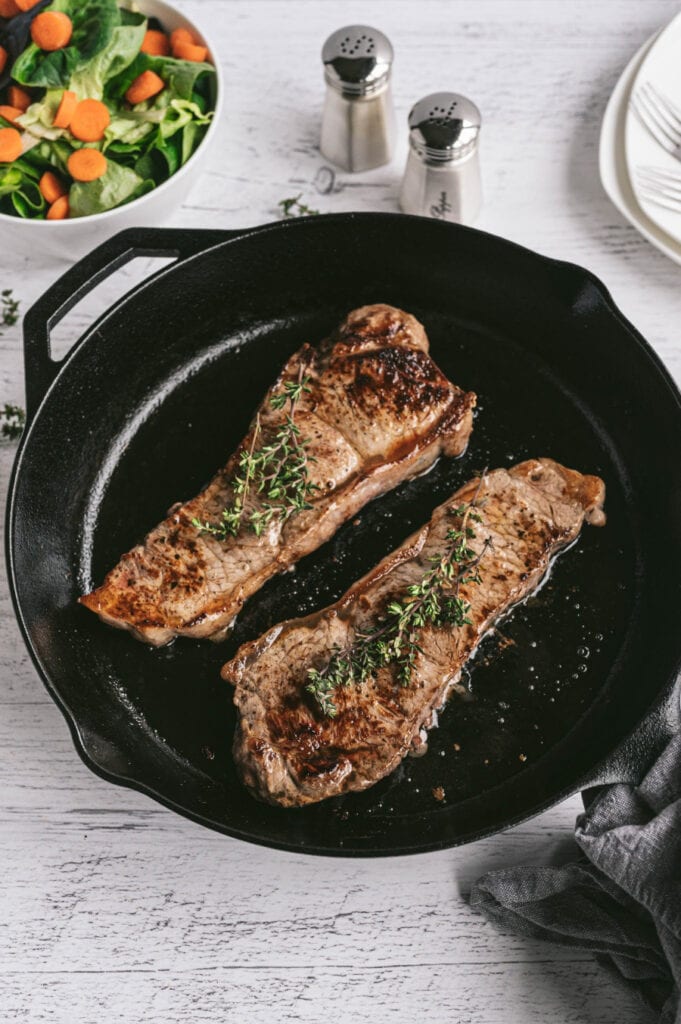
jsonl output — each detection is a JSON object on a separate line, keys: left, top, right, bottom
{"left": 600, "top": 11, "right": 681, "bottom": 265}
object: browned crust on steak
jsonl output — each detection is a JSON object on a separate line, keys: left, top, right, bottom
{"left": 80, "top": 305, "right": 476, "bottom": 645}
{"left": 222, "top": 459, "right": 606, "bottom": 807}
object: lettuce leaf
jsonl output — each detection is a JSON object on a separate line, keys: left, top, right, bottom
{"left": 11, "top": 0, "right": 121, "bottom": 88}
{"left": 69, "top": 156, "right": 152, "bottom": 217}
{"left": 0, "top": 159, "right": 46, "bottom": 218}
{"left": 16, "top": 88, "right": 66, "bottom": 140}
{"left": 69, "top": 11, "right": 147, "bottom": 99}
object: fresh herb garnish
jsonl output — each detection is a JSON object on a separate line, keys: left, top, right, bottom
{"left": 1, "top": 289, "right": 19, "bottom": 330}
{"left": 278, "top": 194, "right": 320, "bottom": 219}
{"left": 1, "top": 403, "right": 26, "bottom": 441}
{"left": 192, "top": 372, "right": 318, "bottom": 540}
{"left": 306, "top": 489, "right": 490, "bottom": 718}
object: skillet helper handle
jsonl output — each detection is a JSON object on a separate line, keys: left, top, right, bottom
{"left": 22, "top": 227, "right": 240, "bottom": 424}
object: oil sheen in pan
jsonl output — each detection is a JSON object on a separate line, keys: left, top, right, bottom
{"left": 90, "top": 306, "right": 634, "bottom": 818}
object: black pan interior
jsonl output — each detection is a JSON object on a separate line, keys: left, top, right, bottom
{"left": 9, "top": 216, "right": 681, "bottom": 854}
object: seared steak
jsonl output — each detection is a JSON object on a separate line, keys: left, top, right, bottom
{"left": 80, "top": 305, "right": 475, "bottom": 645}
{"left": 223, "top": 459, "right": 606, "bottom": 807}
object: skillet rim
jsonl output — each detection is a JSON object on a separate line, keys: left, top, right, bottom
{"left": 6, "top": 213, "right": 681, "bottom": 856}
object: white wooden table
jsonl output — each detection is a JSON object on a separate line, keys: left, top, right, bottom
{"left": 2, "top": 2, "right": 679, "bottom": 1020}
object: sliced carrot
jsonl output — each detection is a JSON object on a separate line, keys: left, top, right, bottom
{"left": 53, "top": 89, "right": 77, "bottom": 129}
{"left": 46, "top": 195, "right": 69, "bottom": 220}
{"left": 8, "top": 86, "right": 31, "bottom": 112}
{"left": 172, "top": 41, "right": 208, "bottom": 63}
{"left": 125, "top": 70, "right": 165, "bottom": 105}
{"left": 69, "top": 98, "right": 110, "bottom": 142}
{"left": 0, "top": 48, "right": 7, "bottom": 77}
{"left": 39, "top": 170, "right": 66, "bottom": 203}
{"left": 0, "top": 0, "right": 21, "bottom": 17}
{"left": 31, "top": 11, "right": 73, "bottom": 52}
{"left": 170, "top": 27, "right": 195, "bottom": 51}
{"left": 0, "top": 127, "right": 22, "bottom": 162}
{"left": 0, "top": 105, "right": 24, "bottom": 128}
{"left": 141, "top": 29, "right": 169, "bottom": 56}
{"left": 15, "top": 0, "right": 41, "bottom": 9}
{"left": 67, "top": 147, "right": 106, "bottom": 182}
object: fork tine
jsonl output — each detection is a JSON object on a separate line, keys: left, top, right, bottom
{"left": 640, "top": 83, "right": 681, "bottom": 142}
{"left": 637, "top": 189, "right": 681, "bottom": 214}
{"left": 637, "top": 164, "right": 681, "bottom": 184}
{"left": 645, "top": 82, "right": 681, "bottom": 128}
{"left": 637, "top": 171, "right": 681, "bottom": 193}
{"left": 635, "top": 88, "right": 681, "bottom": 147}
{"left": 637, "top": 175, "right": 681, "bottom": 199}
{"left": 630, "top": 94, "right": 676, "bottom": 153}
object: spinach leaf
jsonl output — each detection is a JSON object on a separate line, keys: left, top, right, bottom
{"left": 12, "top": 0, "right": 120, "bottom": 88}
{"left": 0, "top": 0, "right": 51, "bottom": 90}
{"left": 107, "top": 53, "right": 214, "bottom": 103}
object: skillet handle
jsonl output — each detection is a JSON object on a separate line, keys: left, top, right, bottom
{"left": 22, "top": 226, "right": 243, "bottom": 423}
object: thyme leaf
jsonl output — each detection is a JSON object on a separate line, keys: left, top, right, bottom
{"left": 192, "top": 372, "right": 318, "bottom": 541}
{"left": 1, "top": 403, "right": 25, "bottom": 441}
{"left": 278, "top": 195, "right": 320, "bottom": 219}
{"left": 306, "top": 485, "right": 490, "bottom": 718}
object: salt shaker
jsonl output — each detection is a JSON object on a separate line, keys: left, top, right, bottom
{"left": 320, "top": 25, "right": 396, "bottom": 172}
{"left": 399, "top": 92, "right": 482, "bottom": 223}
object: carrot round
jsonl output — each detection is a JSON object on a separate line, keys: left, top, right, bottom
{"left": 15, "top": 0, "right": 41, "bottom": 9}
{"left": 67, "top": 147, "right": 107, "bottom": 182}
{"left": 0, "top": 127, "right": 22, "bottom": 163}
{"left": 8, "top": 86, "right": 31, "bottom": 112}
{"left": 69, "top": 98, "right": 110, "bottom": 142}
{"left": 141, "top": 29, "right": 170, "bottom": 56}
{"left": 0, "top": 0, "right": 21, "bottom": 17}
{"left": 53, "top": 89, "right": 77, "bottom": 129}
{"left": 31, "top": 11, "right": 73, "bottom": 52}
{"left": 172, "top": 41, "right": 208, "bottom": 63}
{"left": 0, "top": 105, "right": 24, "bottom": 128}
{"left": 39, "top": 170, "right": 67, "bottom": 203}
{"left": 125, "top": 70, "right": 165, "bottom": 105}
{"left": 170, "top": 27, "right": 195, "bottom": 51}
{"left": 0, "top": 48, "right": 8, "bottom": 78}
{"left": 46, "top": 195, "right": 69, "bottom": 220}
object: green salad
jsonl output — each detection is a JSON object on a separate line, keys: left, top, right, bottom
{"left": 0, "top": 0, "right": 216, "bottom": 219}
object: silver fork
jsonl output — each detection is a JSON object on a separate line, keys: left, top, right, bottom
{"left": 635, "top": 165, "right": 681, "bottom": 213}
{"left": 630, "top": 82, "right": 681, "bottom": 161}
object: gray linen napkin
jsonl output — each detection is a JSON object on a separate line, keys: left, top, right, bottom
{"left": 470, "top": 715, "right": 681, "bottom": 1022}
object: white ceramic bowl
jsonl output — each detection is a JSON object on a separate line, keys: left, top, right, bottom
{"left": 0, "top": 0, "right": 223, "bottom": 261}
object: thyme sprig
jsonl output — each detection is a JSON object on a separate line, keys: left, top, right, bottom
{"left": 0, "top": 403, "right": 25, "bottom": 441}
{"left": 192, "top": 373, "right": 318, "bottom": 540}
{"left": 1, "top": 289, "right": 19, "bottom": 330}
{"left": 278, "top": 195, "right": 320, "bottom": 219}
{"left": 306, "top": 491, "right": 490, "bottom": 718}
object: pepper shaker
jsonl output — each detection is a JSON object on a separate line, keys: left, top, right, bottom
{"left": 320, "top": 25, "right": 396, "bottom": 172}
{"left": 399, "top": 92, "right": 482, "bottom": 223}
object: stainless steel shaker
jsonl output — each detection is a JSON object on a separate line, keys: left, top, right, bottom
{"left": 399, "top": 92, "right": 482, "bottom": 223}
{"left": 320, "top": 25, "right": 396, "bottom": 172}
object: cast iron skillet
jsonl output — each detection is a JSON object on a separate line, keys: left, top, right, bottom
{"left": 7, "top": 214, "right": 681, "bottom": 856}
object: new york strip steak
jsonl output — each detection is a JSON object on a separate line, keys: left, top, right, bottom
{"left": 222, "top": 459, "right": 606, "bottom": 807}
{"left": 80, "top": 305, "right": 476, "bottom": 645}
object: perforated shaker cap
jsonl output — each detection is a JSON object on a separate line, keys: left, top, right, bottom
{"left": 408, "top": 92, "right": 481, "bottom": 162}
{"left": 322, "top": 26, "right": 393, "bottom": 96}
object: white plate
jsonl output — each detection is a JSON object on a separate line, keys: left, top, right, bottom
{"left": 625, "top": 11, "right": 681, "bottom": 245}
{"left": 599, "top": 28, "right": 681, "bottom": 266}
